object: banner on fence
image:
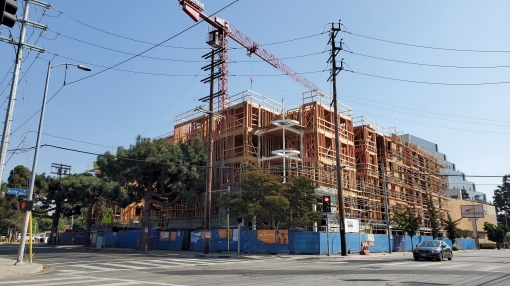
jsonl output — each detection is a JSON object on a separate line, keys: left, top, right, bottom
{"left": 257, "top": 230, "right": 288, "bottom": 245}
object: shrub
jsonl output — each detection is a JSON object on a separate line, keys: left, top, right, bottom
{"left": 452, "top": 245, "right": 459, "bottom": 251}
{"left": 479, "top": 243, "right": 497, "bottom": 249}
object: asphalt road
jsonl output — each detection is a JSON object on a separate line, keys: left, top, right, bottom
{"left": 1, "top": 244, "right": 508, "bottom": 285}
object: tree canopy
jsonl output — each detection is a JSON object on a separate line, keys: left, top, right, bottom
{"left": 219, "top": 168, "right": 318, "bottom": 230}
{"left": 391, "top": 205, "right": 422, "bottom": 249}
{"left": 493, "top": 175, "right": 510, "bottom": 226}
{"left": 443, "top": 212, "right": 461, "bottom": 245}
{"left": 483, "top": 222, "right": 509, "bottom": 248}
{"left": 96, "top": 136, "right": 207, "bottom": 248}
{"left": 426, "top": 194, "right": 442, "bottom": 239}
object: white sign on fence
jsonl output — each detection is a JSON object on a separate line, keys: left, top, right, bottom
{"left": 345, "top": 219, "right": 359, "bottom": 233}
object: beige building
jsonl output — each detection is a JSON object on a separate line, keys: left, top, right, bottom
{"left": 449, "top": 198, "right": 497, "bottom": 244}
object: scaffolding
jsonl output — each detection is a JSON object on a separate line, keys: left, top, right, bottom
{"left": 104, "top": 90, "right": 451, "bottom": 234}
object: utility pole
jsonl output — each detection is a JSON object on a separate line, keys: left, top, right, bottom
{"left": 200, "top": 47, "right": 223, "bottom": 254}
{"left": 0, "top": 1, "right": 28, "bottom": 183}
{"left": 328, "top": 20, "right": 347, "bottom": 256}
{"left": 381, "top": 160, "right": 392, "bottom": 254}
{"left": 0, "top": 0, "right": 47, "bottom": 182}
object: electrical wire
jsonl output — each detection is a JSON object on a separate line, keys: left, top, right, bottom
{"left": 46, "top": 28, "right": 209, "bottom": 63}
{"left": 51, "top": 6, "right": 328, "bottom": 50}
{"left": 50, "top": 6, "right": 211, "bottom": 50}
{"left": 258, "top": 32, "right": 328, "bottom": 47}
{"left": 36, "top": 143, "right": 510, "bottom": 179}
{"left": 3, "top": 1, "right": 240, "bottom": 141}
{"left": 345, "top": 69, "right": 510, "bottom": 86}
{"left": 342, "top": 30, "right": 510, "bottom": 53}
{"left": 347, "top": 51, "right": 510, "bottom": 69}
{"left": 42, "top": 53, "right": 205, "bottom": 77}
{"left": 339, "top": 91, "right": 510, "bottom": 124}
{"left": 343, "top": 98, "right": 510, "bottom": 127}
{"left": 354, "top": 109, "right": 510, "bottom": 135}
{"left": 65, "top": 1, "right": 240, "bottom": 86}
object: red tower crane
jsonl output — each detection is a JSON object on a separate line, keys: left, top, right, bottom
{"left": 179, "top": 0, "right": 322, "bottom": 109}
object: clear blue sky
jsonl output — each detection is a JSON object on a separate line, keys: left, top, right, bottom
{"left": 1, "top": 0, "right": 508, "bottom": 201}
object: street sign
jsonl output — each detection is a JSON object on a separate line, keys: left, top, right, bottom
{"left": 6, "top": 188, "right": 27, "bottom": 196}
{"left": 102, "top": 208, "right": 113, "bottom": 224}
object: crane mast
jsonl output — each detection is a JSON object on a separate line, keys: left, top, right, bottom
{"left": 179, "top": 0, "right": 322, "bottom": 109}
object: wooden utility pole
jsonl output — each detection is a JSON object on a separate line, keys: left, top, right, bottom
{"left": 328, "top": 20, "right": 347, "bottom": 256}
{"left": 200, "top": 46, "right": 223, "bottom": 254}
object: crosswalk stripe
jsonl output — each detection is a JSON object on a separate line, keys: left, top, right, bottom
{"left": 5, "top": 276, "right": 86, "bottom": 283}
{"left": 36, "top": 278, "right": 114, "bottom": 286}
{"left": 71, "top": 264, "right": 111, "bottom": 271}
{"left": 99, "top": 262, "right": 148, "bottom": 269}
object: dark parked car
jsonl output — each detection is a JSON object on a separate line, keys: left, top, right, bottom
{"left": 413, "top": 240, "right": 452, "bottom": 261}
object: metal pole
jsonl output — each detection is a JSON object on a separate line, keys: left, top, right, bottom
{"left": 326, "top": 214, "right": 330, "bottom": 256}
{"left": 227, "top": 182, "right": 230, "bottom": 252}
{"left": 381, "top": 160, "right": 392, "bottom": 254}
{"left": 472, "top": 199, "right": 479, "bottom": 250}
{"left": 29, "top": 212, "right": 32, "bottom": 263}
{"left": 237, "top": 222, "right": 241, "bottom": 255}
{"left": 0, "top": 1, "right": 29, "bottom": 182}
{"left": 16, "top": 61, "right": 51, "bottom": 265}
{"left": 330, "top": 22, "right": 347, "bottom": 257}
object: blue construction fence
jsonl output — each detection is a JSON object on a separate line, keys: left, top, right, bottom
{"left": 57, "top": 229, "right": 477, "bottom": 254}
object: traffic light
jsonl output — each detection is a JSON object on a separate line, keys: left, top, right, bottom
{"left": 20, "top": 200, "right": 33, "bottom": 211}
{"left": 1, "top": 0, "right": 18, "bottom": 28}
{"left": 322, "top": 196, "right": 331, "bottom": 213}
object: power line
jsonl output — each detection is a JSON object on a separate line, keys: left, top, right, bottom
{"left": 258, "top": 32, "right": 327, "bottom": 47}
{"left": 344, "top": 98, "right": 510, "bottom": 128}
{"left": 342, "top": 30, "right": 510, "bottom": 53}
{"left": 347, "top": 51, "right": 510, "bottom": 69}
{"left": 46, "top": 29, "right": 210, "bottom": 63}
{"left": 345, "top": 69, "right": 510, "bottom": 86}
{"left": 51, "top": 6, "right": 327, "bottom": 50}
{"left": 65, "top": 1, "right": 240, "bottom": 86}
{"left": 50, "top": 6, "right": 211, "bottom": 50}
{"left": 355, "top": 109, "right": 510, "bottom": 135}
{"left": 36, "top": 143, "right": 510, "bottom": 179}
{"left": 339, "top": 91, "right": 510, "bottom": 124}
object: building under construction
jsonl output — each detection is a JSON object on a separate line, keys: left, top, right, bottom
{"left": 98, "top": 90, "right": 450, "bottom": 235}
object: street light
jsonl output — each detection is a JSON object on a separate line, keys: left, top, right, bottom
{"left": 16, "top": 62, "right": 91, "bottom": 265}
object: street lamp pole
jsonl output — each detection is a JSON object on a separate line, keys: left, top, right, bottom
{"left": 15, "top": 62, "right": 91, "bottom": 265}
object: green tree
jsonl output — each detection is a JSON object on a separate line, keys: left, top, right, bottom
{"left": 493, "top": 175, "right": 510, "bottom": 226}
{"left": 219, "top": 168, "right": 289, "bottom": 229}
{"left": 0, "top": 166, "right": 35, "bottom": 234}
{"left": 426, "top": 194, "right": 442, "bottom": 239}
{"left": 457, "top": 229, "right": 472, "bottom": 239}
{"left": 62, "top": 173, "right": 119, "bottom": 246}
{"left": 483, "top": 222, "right": 510, "bottom": 249}
{"left": 391, "top": 205, "right": 422, "bottom": 250}
{"left": 34, "top": 175, "right": 81, "bottom": 245}
{"left": 96, "top": 136, "right": 207, "bottom": 249}
{"left": 285, "top": 176, "right": 319, "bottom": 229}
{"left": 443, "top": 213, "right": 462, "bottom": 245}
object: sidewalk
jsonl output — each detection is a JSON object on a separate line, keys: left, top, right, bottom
{"left": 0, "top": 257, "right": 44, "bottom": 279}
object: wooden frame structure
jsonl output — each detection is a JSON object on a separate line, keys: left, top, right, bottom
{"left": 96, "top": 90, "right": 450, "bottom": 234}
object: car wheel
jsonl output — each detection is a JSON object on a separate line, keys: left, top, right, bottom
{"left": 448, "top": 252, "right": 452, "bottom": 261}
{"left": 414, "top": 257, "right": 419, "bottom": 261}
